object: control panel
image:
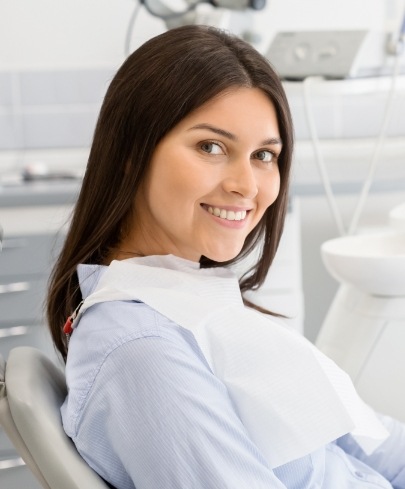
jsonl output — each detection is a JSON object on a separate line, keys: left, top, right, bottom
{"left": 266, "top": 30, "right": 368, "bottom": 79}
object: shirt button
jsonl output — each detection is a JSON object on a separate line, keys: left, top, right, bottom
{"left": 354, "top": 471, "right": 365, "bottom": 479}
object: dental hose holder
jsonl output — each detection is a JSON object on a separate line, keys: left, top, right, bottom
{"left": 316, "top": 224, "right": 405, "bottom": 423}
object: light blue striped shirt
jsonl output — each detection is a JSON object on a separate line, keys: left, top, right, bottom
{"left": 61, "top": 264, "right": 405, "bottom": 489}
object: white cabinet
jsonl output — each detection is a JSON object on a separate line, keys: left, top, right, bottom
{"left": 0, "top": 204, "right": 71, "bottom": 488}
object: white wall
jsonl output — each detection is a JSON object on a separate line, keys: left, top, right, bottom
{"left": 1, "top": 0, "right": 404, "bottom": 70}
{"left": 0, "top": 0, "right": 164, "bottom": 70}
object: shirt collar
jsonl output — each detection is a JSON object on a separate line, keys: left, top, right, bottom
{"left": 77, "top": 264, "right": 106, "bottom": 299}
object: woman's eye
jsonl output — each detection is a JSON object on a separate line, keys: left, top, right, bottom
{"left": 254, "top": 150, "right": 274, "bottom": 163}
{"left": 200, "top": 141, "right": 223, "bottom": 155}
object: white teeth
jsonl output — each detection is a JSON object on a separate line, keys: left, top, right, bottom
{"left": 207, "top": 207, "right": 247, "bottom": 221}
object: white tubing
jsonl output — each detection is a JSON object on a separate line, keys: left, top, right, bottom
{"left": 124, "top": 1, "right": 142, "bottom": 57}
{"left": 348, "top": 52, "right": 403, "bottom": 235}
{"left": 302, "top": 76, "right": 347, "bottom": 236}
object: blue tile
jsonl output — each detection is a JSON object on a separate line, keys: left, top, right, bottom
{"left": 0, "top": 73, "right": 13, "bottom": 106}
{"left": 22, "top": 109, "right": 98, "bottom": 149}
{"left": 20, "top": 69, "right": 114, "bottom": 105}
{"left": 0, "top": 112, "right": 21, "bottom": 150}
{"left": 341, "top": 95, "right": 385, "bottom": 139}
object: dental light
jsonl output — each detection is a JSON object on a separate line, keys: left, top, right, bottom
{"left": 141, "top": 0, "right": 266, "bottom": 19}
{"left": 125, "top": 0, "right": 266, "bottom": 56}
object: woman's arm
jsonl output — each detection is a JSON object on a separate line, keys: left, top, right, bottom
{"left": 336, "top": 413, "right": 405, "bottom": 489}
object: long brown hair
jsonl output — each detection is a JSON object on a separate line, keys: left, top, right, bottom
{"left": 47, "top": 25, "right": 294, "bottom": 361}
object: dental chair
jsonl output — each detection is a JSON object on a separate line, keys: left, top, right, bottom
{"left": 0, "top": 346, "right": 112, "bottom": 489}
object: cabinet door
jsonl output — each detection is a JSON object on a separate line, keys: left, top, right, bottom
{"left": 0, "top": 234, "right": 63, "bottom": 277}
{"left": 0, "top": 208, "right": 68, "bottom": 489}
{"left": 0, "top": 278, "right": 48, "bottom": 325}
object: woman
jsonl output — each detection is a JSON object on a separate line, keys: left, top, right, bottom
{"left": 47, "top": 25, "right": 405, "bottom": 489}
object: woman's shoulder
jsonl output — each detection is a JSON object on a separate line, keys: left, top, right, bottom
{"left": 75, "top": 263, "right": 190, "bottom": 345}
{"left": 65, "top": 299, "right": 210, "bottom": 397}
{"left": 70, "top": 299, "right": 192, "bottom": 361}
{"left": 63, "top": 299, "right": 209, "bottom": 435}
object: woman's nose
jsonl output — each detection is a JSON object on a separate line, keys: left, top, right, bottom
{"left": 222, "top": 158, "right": 258, "bottom": 199}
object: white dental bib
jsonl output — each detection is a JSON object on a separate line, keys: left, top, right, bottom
{"left": 75, "top": 255, "right": 388, "bottom": 468}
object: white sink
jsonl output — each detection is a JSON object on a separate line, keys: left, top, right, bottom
{"left": 321, "top": 233, "right": 405, "bottom": 297}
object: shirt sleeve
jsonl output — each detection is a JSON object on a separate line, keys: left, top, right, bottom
{"left": 74, "top": 325, "right": 287, "bottom": 489}
{"left": 336, "top": 412, "right": 405, "bottom": 489}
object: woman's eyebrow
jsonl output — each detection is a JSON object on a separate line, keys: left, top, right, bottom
{"left": 188, "top": 123, "right": 282, "bottom": 146}
{"left": 188, "top": 123, "right": 236, "bottom": 141}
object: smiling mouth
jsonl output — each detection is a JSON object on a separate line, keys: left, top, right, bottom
{"left": 204, "top": 206, "right": 248, "bottom": 221}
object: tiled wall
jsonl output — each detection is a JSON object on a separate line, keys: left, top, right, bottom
{"left": 0, "top": 69, "right": 404, "bottom": 152}
{"left": 284, "top": 77, "right": 405, "bottom": 140}
{"left": 0, "top": 69, "right": 114, "bottom": 150}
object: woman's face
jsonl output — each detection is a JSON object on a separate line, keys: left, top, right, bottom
{"left": 125, "top": 87, "right": 282, "bottom": 263}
